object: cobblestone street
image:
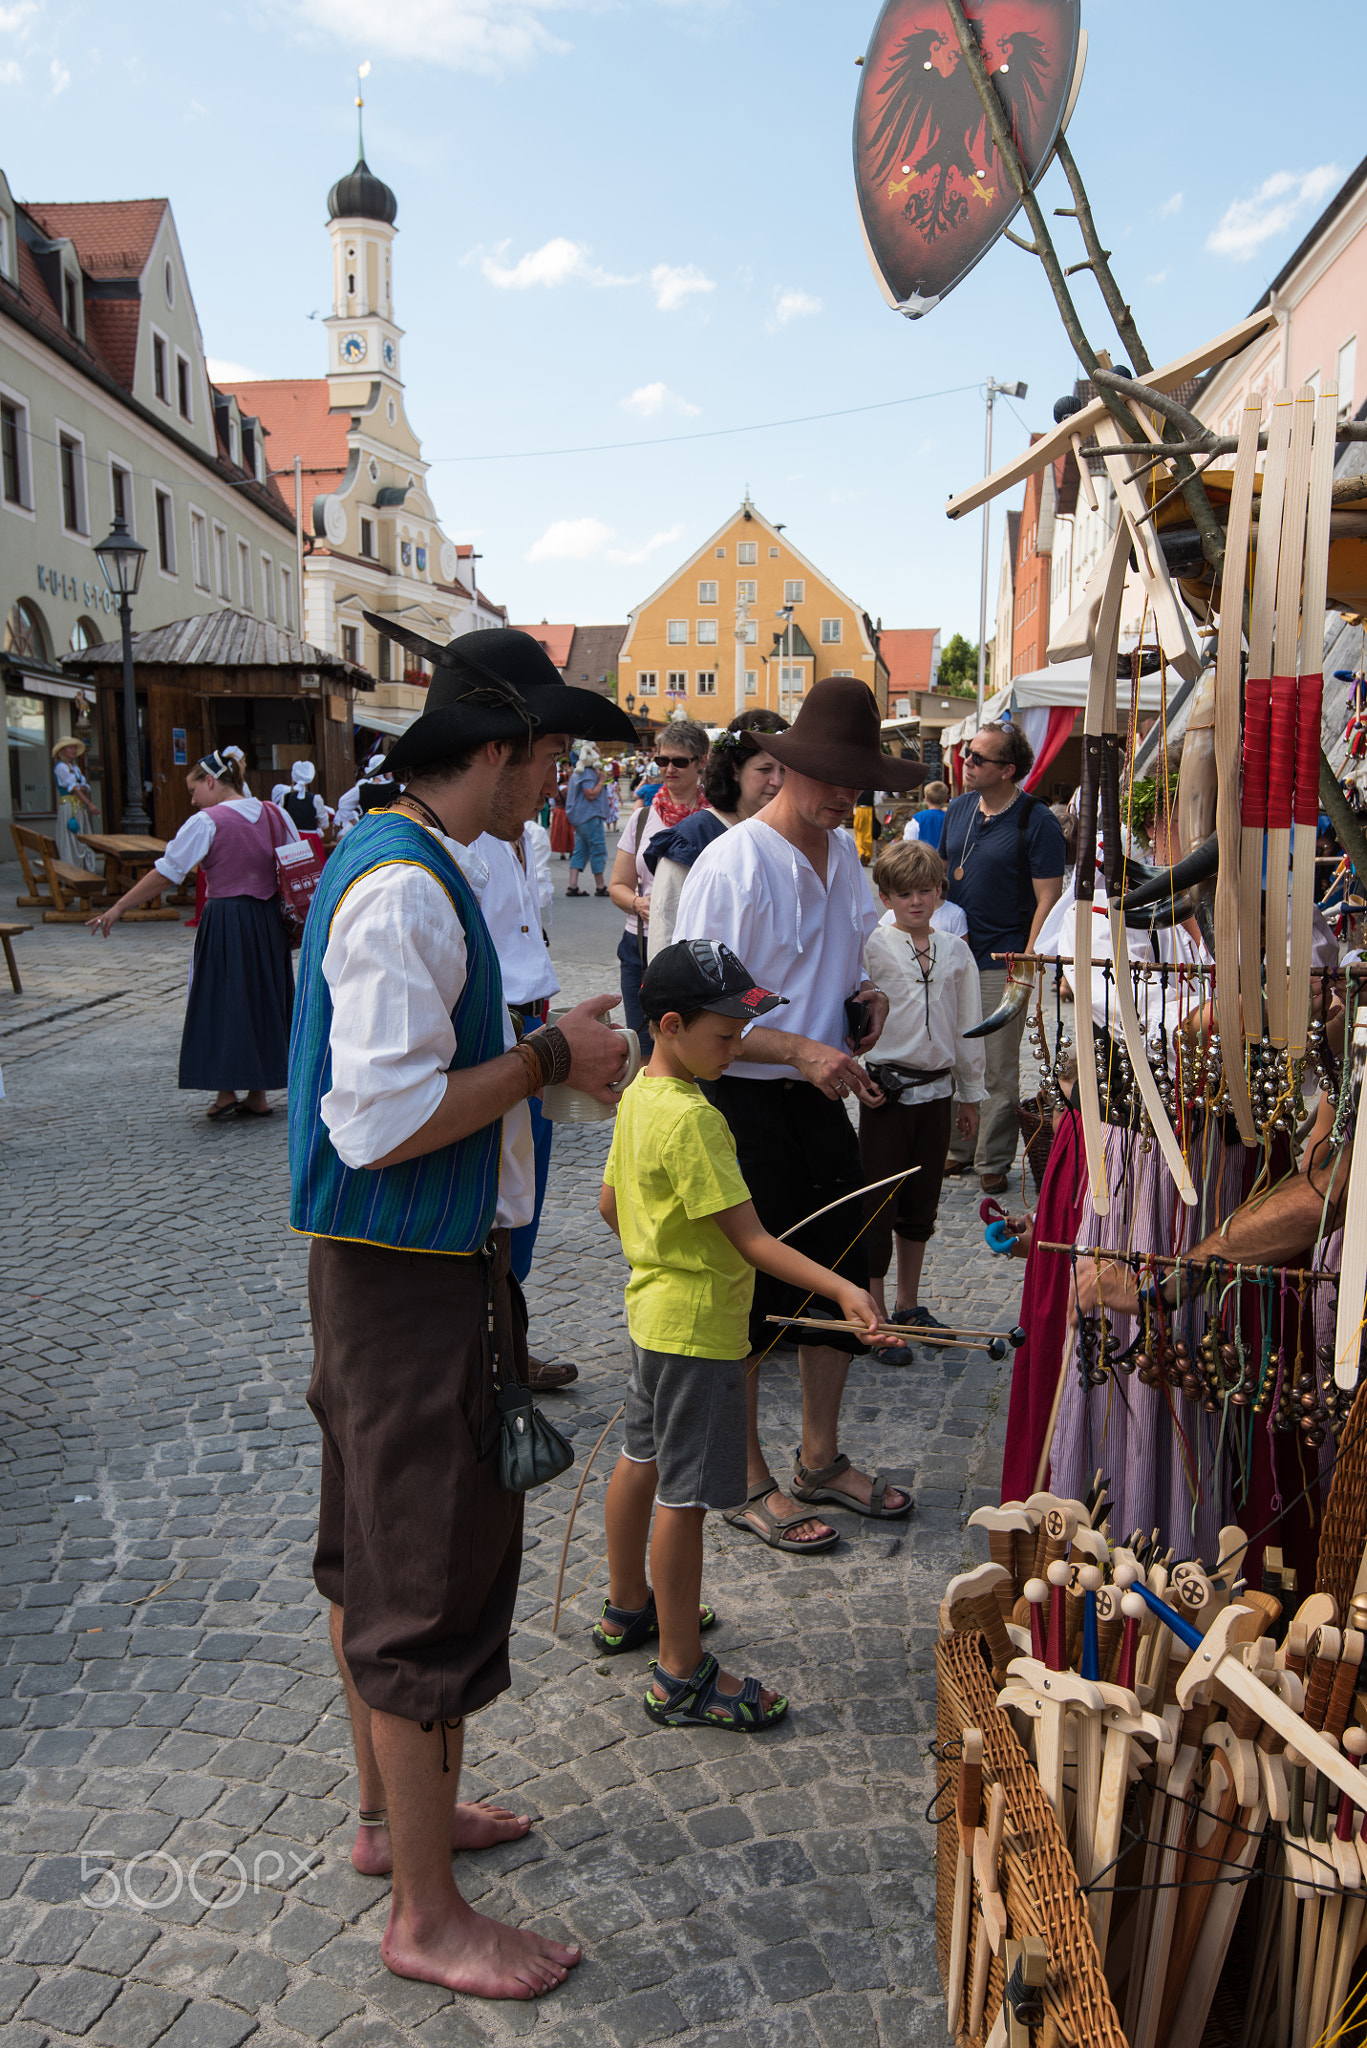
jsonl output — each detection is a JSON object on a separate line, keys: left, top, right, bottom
{"left": 0, "top": 862, "right": 1025, "bottom": 2048}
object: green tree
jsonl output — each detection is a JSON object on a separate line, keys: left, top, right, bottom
{"left": 937, "top": 632, "right": 980, "bottom": 696}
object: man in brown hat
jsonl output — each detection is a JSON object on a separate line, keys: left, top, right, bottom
{"left": 672, "top": 678, "right": 925, "bottom": 1552}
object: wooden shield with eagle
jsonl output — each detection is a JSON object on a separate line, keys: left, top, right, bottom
{"left": 854, "top": 0, "right": 1082, "bottom": 316}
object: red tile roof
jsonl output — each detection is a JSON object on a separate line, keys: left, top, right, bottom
{"left": 83, "top": 295, "right": 141, "bottom": 390}
{"left": 879, "top": 628, "right": 940, "bottom": 698}
{"left": 26, "top": 198, "right": 167, "bottom": 278}
{"left": 513, "top": 621, "right": 575, "bottom": 669}
{"left": 216, "top": 378, "right": 349, "bottom": 507}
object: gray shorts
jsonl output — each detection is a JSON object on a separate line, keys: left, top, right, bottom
{"left": 623, "top": 1341, "right": 748, "bottom": 1510}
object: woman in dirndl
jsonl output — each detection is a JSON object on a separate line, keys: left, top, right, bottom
{"left": 88, "top": 749, "right": 299, "bottom": 1120}
{"left": 52, "top": 737, "right": 99, "bottom": 868}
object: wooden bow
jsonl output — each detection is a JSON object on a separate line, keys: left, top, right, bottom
{"left": 1212, "top": 396, "right": 1263, "bottom": 1145}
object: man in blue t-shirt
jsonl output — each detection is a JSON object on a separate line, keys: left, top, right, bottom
{"left": 942, "top": 723, "right": 1065, "bottom": 1192}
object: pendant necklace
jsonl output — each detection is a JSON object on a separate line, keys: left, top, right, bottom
{"left": 954, "top": 785, "right": 1020, "bottom": 881}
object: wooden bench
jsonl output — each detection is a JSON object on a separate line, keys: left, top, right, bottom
{"left": 0, "top": 922, "right": 30, "bottom": 992}
{"left": 8, "top": 822, "right": 111, "bottom": 922}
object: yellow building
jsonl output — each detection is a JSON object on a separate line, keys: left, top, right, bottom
{"left": 617, "top": 497, "right": 888, "bottom": 726}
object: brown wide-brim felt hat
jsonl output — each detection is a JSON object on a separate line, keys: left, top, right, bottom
{"left": 371, "top": 618, "right": 638, "bottom": 777}
{"left": 762, "top": 677, "right": 925, "bottom": 790}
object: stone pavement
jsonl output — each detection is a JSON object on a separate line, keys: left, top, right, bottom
{"left": 0, "top": 866, "right": 1029, "bottom": 2048}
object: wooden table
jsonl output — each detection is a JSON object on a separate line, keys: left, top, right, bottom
{"left": 76, "top": 834, "right": 184, "bottom": 921}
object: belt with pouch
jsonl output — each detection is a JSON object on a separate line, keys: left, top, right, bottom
{"left": 865, "top": 1061, "right": 952, "bottom": 1101}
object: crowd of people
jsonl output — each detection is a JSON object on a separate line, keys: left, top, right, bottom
{"left": 84, "top": 618, "right": 1082, "bottom": 2004}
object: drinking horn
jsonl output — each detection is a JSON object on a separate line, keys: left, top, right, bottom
{"left": 964, "top": 964, "right": 1035, "bottom": 1040}
{"left": 1119, "top": 831, "right": 1219, "bottom": 910}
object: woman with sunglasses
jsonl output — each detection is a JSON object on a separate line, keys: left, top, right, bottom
{"left": 608, "top": 720, "right": 710, "bottom": 1045}
{"left": 645, "top": 711, "right": 788, "bottom": 959}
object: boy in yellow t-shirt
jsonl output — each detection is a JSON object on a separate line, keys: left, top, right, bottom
{"left": 599, "top": 940, "right": 887, "bottom": 1730}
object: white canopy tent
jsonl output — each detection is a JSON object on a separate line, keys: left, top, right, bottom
{"left": 940, "top": 657, "right": 1176, "bottom": 749}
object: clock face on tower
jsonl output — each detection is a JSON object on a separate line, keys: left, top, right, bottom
{"left": 340, "top": 333, "right": 366, "bottom": 365}
{"left": 382, "top": 339, "right": 397, "bottom": 370}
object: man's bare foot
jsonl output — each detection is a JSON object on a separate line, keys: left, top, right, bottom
{"left": 381, "top": 1899, "right": 580, "bottom": 1999}
{"left": 352, "top": 1801, "right": 531, "bottom": 1876}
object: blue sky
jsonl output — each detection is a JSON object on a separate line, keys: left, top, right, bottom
{"left": 0, "top": 0, "right": 1353, "bottom": 644}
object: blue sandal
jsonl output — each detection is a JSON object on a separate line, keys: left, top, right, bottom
{"left": 644, "top": 1651, "right": 788, "bottom": 1731}
{"left": 592, "top": 1589, "right": 717, "bottom": 1656}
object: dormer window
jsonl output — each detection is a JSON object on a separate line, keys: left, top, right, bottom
{"left": 63, "top": 272, "right": 79, "bottom": 335}
{"left": 228, "top": 415, "right": 239, "bottom": 466}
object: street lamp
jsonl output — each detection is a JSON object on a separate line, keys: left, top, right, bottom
{"left": 625, "top": 692, "right": 635, "bottom": 714}
{"left": 94, "top": 512, "right": 150, "bottom": 832}
{"left": 977, "top": 378, "right": 1027, "bottom": 725}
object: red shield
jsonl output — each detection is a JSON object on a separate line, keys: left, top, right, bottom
{"left": 854, "top": 0, "right": 1082, "bottom": 316}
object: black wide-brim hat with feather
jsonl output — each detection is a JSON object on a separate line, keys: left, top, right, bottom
{"left": 369, "top": 616, "right": 638, "bottom": 777}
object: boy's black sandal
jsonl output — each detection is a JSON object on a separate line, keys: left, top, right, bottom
{"left": 644, "top": 1651, "right": 787, "bottom": 1731}
{"left": 592, "top": 1589, "right": 716, "bottom": 1656}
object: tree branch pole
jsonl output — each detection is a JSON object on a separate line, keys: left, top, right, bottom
{"left": 1319, "top": 758, "right": 1367, "bottom": 896}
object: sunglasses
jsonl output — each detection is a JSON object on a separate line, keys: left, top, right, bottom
{"left": 964, "top": 748, "right": 1007, "bottom": 768}
{"left": 655, "top": 755, "right": 694, "bottom": 769}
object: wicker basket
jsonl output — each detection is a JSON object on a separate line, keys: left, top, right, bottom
{"left": 1315, "top": 1376, "right": 1367, "bottom": 1624}
{"left": 936, "top": 1630, "right": 1129, "bottom": 2048}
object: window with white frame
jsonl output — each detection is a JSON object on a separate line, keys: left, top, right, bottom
{"left": 696, "top": 619, "right": 718, "bottom": 646}
{"left": 58, "top": 427, "right": 88, "bottom": 535}
{"left": 109, "top": 459, "right": 133, "bottom": 533}
{"left": 742, "top": 621, "right": 758, "bottom": 643}
{"left": 212, "top": 521, "right": 229, "bottom": 598}
{"left": 784, "top": 579, "right": 805, "bottom": 605}
{"left": 341, "top": 624, "right": 359, "bottom": 664}
{"left": 736, "top": 579, "right": 757, "bottom": 603}
{"left": 176, "top": 352, "right": 193, "bottom": 423}
{"left": 820, "top": 618, "right": 842, "bottom": 644}
{"left": 737, "top": 541, "right": 757, "bottom": 566}
{"left": 779, "top": 664, "right": 805, "bottom": 692}
{"left": 666, "top": 619, "right": 688, "bottom": 644}
{"left": 830, "top": 669, "right": 854, "bottom": 677}
{"left": 715, "top": 546, "right": 725, "bottom": 559}
{"left": 154, "top": 487, "right": 176, "bottom": 573}
{"left": 769, "top": 546, "right": 780, "bottom": 558}
{"left": 360, "top": 516, "right": 375, "bottom": 558}
{"left": 666, "top": 670, "right": 688, "bottom": 695}
{"left": 227, "top": 414, "right": 240, "bottom": 467}
{"left": 189, "top": 509, "right": 210, "bottom": 590}
{"left": 261, "top": 554, "right": 277, "bottom": 622}
{"left": 63, "top": 271, "right": 81, "bottom": 337}
{"left": 744, "top": 669, "right": 758, "bottom": 696}
{"left": 695, "top": 671, "right": 717, "bottom": 697}
{"left": 152, "top": 330, "right": 169, "bottom": 404}
{"left": 697, "top": 580, "right": 718, "bottom": 604}
{"left": 637, "top": 671, "right": 658, "bottom": 696}
{"left": 237, "top": 537, "right": 253, "bottom": 611}
{"left": 1, "top": 391, "right": 33, "bottom": 508}
{"left": 280, "top": 565, "right": 294, "bottom": 631}
{"left": 1339, "top": 336, "right": 1358, "bottom": 416}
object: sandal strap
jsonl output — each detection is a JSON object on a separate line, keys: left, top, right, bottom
{"left": 652, "top": 1651, "right": 718, "bottom": 1711}
{"left": 794, "top": 1452, "right": 851, "bottom": 1490}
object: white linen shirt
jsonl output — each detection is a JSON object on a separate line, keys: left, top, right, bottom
{"left": 673, "top": 816, "right": 878, "bottom": 1081}
{"left": 154, "top": 796, "right": 299, "bottom": 883}
{"left": 319, "top": 826, "right": 534, "bottom": 1227}
{"left": 863, "top": 925, "right": 987, "bottom": 1105}
{"left": 471, "top": 828, "right": 560, "bottom": 1007}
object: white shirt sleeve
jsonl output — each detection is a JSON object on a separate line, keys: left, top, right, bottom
{"left": 954, "top": 953, "right": 988, "bottom": 1101}
{"left": 321, "top": 865, "right": 469, "bottom": 1168}
{"left": 154, "top": 809, "right": 216, "bottom": 883}
{"left": 647, "top": 857, "right": 686, "bottom": 960}
{"left": 527, "top": 822, "right": 553, "bottom": 919}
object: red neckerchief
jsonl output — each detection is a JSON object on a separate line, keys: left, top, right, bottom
{"left": 652, "top": 787, "right": 708, "bottom": 830}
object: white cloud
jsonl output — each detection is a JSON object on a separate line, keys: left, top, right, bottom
{"left": 650, "top": 262, "right": 715, "bottom": 312}
{"left": 0, "top": 3, "right": 38, "bottom": 33}
{"left": 1159, "top": 191, "right": 1183, "bottom": 218}
{"left": 290, "top": 0, "right": 573, "bottom": 75}
{"left": 0, "top": 57, "right": 20, "bottom": 83}
{"left": 478, "top": 236, "right": 630, "bottom": 291}
{"left": 1206, "top": 165, "right": 1343, "bottom": 260}
{"left": 207, "top": 358, "right": 266, "bottom": 385}
{"left": 774, "top": 287, "right": 822, "bottom": 324}
{"left": 606, "top": 524, "right": 685, "bottom": 566}
{"left": 526, "top": 516, "right": 615, "bottom": 563}
{"left": 1146, "top": 268, "right": 1170, "bottom": 286}
{"left": 621, "top": 382, "right": 699, "bottom": 419}
{"left": 48, "top": 55, "right": 68, "bottom": 93}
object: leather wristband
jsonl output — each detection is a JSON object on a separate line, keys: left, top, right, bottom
{"left": 525, "top": 1024, "right": 572, "bottom": 1089}
{"left": 511, "top": 1041, "right": 543, "bottom": 1100}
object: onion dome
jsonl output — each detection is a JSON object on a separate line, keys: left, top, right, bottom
{"left": 327, "top": 156, "right": 397, "bottom": 226}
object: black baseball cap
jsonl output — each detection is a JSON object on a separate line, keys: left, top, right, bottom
{"left": 641, "top": 941, "right": 788, "bottom": 1023}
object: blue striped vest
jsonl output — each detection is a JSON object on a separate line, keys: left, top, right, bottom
{"left": 288, "top": 812, "right": 505, "bottom": 1253}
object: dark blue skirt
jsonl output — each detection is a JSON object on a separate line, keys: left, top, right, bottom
{"left": 179, "top": 894, "right": 294, "bottom": 1093}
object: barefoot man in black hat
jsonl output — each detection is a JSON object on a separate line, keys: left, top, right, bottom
{"left": 289, "top": 622, "right": 638, "bottom": 1999}
{"left": 673, "top": 678, "right": 926, "bottom": 1552}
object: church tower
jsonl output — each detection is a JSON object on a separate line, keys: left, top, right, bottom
{"left": 324, "top": 114, "right": 402, "bottom": 390}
